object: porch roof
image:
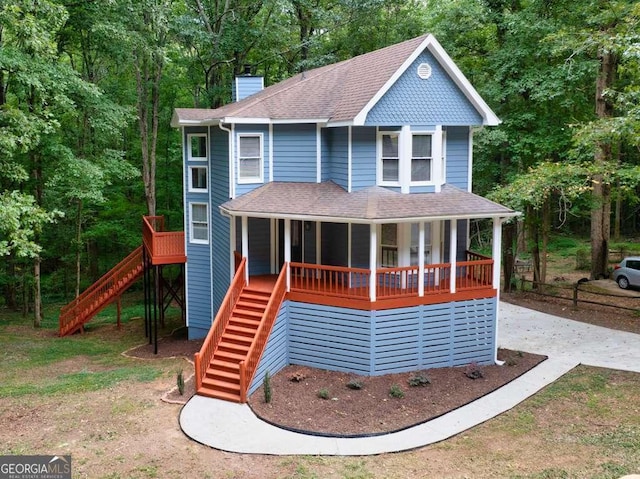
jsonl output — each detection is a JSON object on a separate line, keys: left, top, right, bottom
{"left": 220, "top": 182, "right": 517, "bottom": 223}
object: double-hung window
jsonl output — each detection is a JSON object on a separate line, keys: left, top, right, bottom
{"left": 380, "top": 133, "right": 400, "bottom": 184}
{"left": 188, "top": 134, "right": 207, "bottom": 161}
{"left": 188, "top": 166, "right": 208, "bottom": 192}
{"left": 238, "top": 134, "right": 263, "bottom": 183}
{"left": 411, "top": 134, "right": 432, "bottom": 183}
{"left": 189, "top": 203, "right": 209, "bottom": 244}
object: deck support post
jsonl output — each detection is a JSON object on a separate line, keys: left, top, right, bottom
{"left": 284, "top": 219, "right": 291, "bottom": 291}
{"left": 449, "top": 220, "right": 457, "bottom": 293}
{"left": 242, "top": 216, "right": 249, "bottom": 281}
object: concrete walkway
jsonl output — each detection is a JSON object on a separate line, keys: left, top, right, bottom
{"left": 180, "top": 302, "right": 640, "bottom": 455}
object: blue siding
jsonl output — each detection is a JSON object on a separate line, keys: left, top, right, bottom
{"left": 273, "top": 124, "right": 317, "bottom": 182}
{"left": 351, "top": 127, "right": 376, "bottom": 191}
{"left": 249, "top": 302, "right": 289, "bottom": 395}
{"left": 211, "top": 127, "right": 232, "bottom": 333}
{"left": 235, "top": 124, "right": 269, "bottom": 197}
{"left": 365, "top": 50, "right": 483, "bottom": 126}
{"left": 184, "top": 127, "right": 212, "bottom": 339}
{"left": 445, "top": 126, "right": 470, "bottom": 190}
{"left": 323, "top": 127, "right": 348, "bottom": 189}
{"left": 233, "top": 75, "right": 263, "bottom": 102}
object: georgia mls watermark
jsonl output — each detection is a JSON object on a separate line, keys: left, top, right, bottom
{"left": 0, "top": 456, "right": 71, "bottom": 479}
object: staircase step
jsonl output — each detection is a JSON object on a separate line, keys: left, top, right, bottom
{"left": 241, "top": 292, "right": 270, "bottom": 303}
{"left": 225, "top": 324, "right": 259, "bottom": 337}
{"left": 233, "top": 308, "right": 264, "bottom": 319}
{"left": 218, "top": 340, "right": 250, "bottom": 355}
{"left": 211, "top": 358, "right": 240, "bottom": 373}
{"left": 205, "top": 367, "right": 239, "bottom": 382}
{"left": 214, "top": 350, "right": 246, "bottom": 362}
{"left": 197, "top": 387, "right": 241, "bottom": 403}
{"left": 229, "top": 316, "right": 260, "bottom": 328}
{"left": 236, "top": 300, "right": 268, "bottom": 311}
{"left": 220, "top": 332, "right": 254, "bottom": 345}
{"left": 201, "top": 377, "right": 241, "bottom": 394}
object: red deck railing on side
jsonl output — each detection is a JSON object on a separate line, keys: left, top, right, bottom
{"left": 142, "top": 216, "right": 186, "bottom": 265}
{"left": 194, "top": 258, "right": 247, "bottom": 392}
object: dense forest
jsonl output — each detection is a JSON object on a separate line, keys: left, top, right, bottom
{"left": 1, "top": 0, "right": 639, "bottom": 324}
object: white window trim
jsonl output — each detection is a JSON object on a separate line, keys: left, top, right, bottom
{"left": 377, "top": 130, "right": 401, "bottom": 187}
{"left": 187, "top": 165, "right": 208, "bottom": 193}
{"left": 410, "top": 131, "right": 435, "bottom": 186}
{"left": 187, "top": 133, "right": 208, "bottom": 161}
{"left": 189, "top": 202, "right": 209, "bottom": 245}
{"left": 237, "top": 132, "right": 264, "bottom": 184}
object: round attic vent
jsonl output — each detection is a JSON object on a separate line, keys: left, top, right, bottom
{"left": 417, "top": 63, "right": 432, "bottom": 79}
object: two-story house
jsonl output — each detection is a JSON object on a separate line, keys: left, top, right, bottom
{"left": 171, "top": 34, "right": 517, "bottom": 403}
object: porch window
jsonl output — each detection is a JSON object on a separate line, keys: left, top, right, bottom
{"left": 187, "top": 134, "right": 207, "bottom": 161}
{"left": 189, "top": 203, "right": 209, "bottom": 244}
{"left": 411, "top": 134, "right": 432, "bottom": 182}
{"left": 379, "top": 133, "right": 400, "bottom": 184}
{"left": 238, "top": 134, "right": 263, "bottom": 183}
{"left": 380, "top": 223, "right": 398, "bottom": 267}
{"left": 188, "top": 166, "right": 207, "bottom": 192}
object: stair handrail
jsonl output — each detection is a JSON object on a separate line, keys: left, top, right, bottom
{"left": 238, "top": 263, "right": 288, "bottom": 402}
{"left": 194, "top": 257, "right": 247, "bottom": 392}
{"left": 59, "top": 246, "right": 144, "bottom": 336}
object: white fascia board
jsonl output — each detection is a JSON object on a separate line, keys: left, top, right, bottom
{"left": 326, "top": 120, "right": 355, "bottom": 128}
{"left": 171, "top": 118, "right": 221, "bottom": 128}
{"left": 352, "top": 34, "right": 501, "bottom": 126}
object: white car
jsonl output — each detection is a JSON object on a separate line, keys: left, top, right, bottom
{"left": 612, "top": 257, "right": 640, "bottom": 289}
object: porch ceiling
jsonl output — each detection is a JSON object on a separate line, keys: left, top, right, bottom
{"left": 220, "top": 181, "right": 518, "bottom": 223}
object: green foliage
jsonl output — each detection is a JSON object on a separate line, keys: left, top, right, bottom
{"left": 346, "top": 379, "right": 364, "bottom": 390}
{"left": 317, "top": 388, "right": 330, "bottom": 400}
{"left": 408, "top": 374, "right": 431, "bottom": 387}
{"left": 388, "top": 384, "right": 404, "bottom": 399}
{"left": 263, "top": 370, "right": 272, "bottom": 404}
{"left": 464, "top": 362, "right": 484, "bottom": 380}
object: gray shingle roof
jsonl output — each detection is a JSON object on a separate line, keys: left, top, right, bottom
{"left": 220, "top": 182, "right": 516, "bottom": 222}
{"left": 172, "top": 34, "right": 501, "bottom": 126}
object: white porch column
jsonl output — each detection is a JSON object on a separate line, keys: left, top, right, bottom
{"left": 492, "top": 217, "right": 503, "bottom": 291}
{"left": 284, "top": 218, "right": 291, "bottom": 291}
{"left": 418, "top": 222, "right": 425, "bottom": 296}
{"left": 230, "top": 216, "right": 237, "bottom": 281}
{"left": 242, "top": 216, "right": 249, "bottom": 281}
{"left": 449, "top": 220, "right": 457, "bottom": 293}
{"left": 369, "top": 224, "right": 377, "bottom": 302}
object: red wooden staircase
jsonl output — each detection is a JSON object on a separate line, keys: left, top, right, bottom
{"left": 194, "top": 260, "right": 287, "bottom": 403}
{"left": 59, "top": 246, "right": 144, "bottom": 336}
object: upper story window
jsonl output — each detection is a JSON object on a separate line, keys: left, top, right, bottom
{"left": 380, "top": 133, "right": 400, "bottom": 185}
{"left": 189, "top": 203, "right": 209, "bottom": 244}
{"left": 188, "top": 166, "right": 208, "bottom": 193}
{"left": 411, "top": 134, "right": 432, "bottom": 183}
{"left": 188, "top": 134, "right": 207, "bottom": 161}
{"left": 238, "top": 134, "right": 263, "bottom": 183}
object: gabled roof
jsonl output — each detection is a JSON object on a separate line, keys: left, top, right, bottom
{"left": 220, "top": 182, "right": 517, "bottom": 223}
{"left": 172, "top": 34, "right": 499, "bottom": 128}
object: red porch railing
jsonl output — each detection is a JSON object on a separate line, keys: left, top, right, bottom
{"left": 142, "top": 216, "right": 186, "bottom": 265}
{"left": 194, "top": 258, "right": 247, "bottom": 392}
{"left": 290, "top": 263, "right": 371, "bottom": 299}
{"left": 239, "top": 264, "right": 288, "bottom": 402}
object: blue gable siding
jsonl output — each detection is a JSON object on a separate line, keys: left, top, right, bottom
{"left": 273, "top": 123, "right": 317, "bottom": 182}
{"left": 445, "top": 126, "right": 470, "bottom": 190}
{"left": 233, "top": 75, "right": 263, "bottom": 102}
{"left": 365, "top": 50, "right": 483, "bottom": 126}
{"left": 351, "top": 127, "right": 376, "bottom": 191}
{"left": 184, "top": 126, "right": 212, "bottom": 339}
{"left": 322, "top": 127, "right": 348, "bottom": 189}
{"left": 210, "top": 127, "right": 231, "bottom": 333}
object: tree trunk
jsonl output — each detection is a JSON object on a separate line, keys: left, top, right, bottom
{"left": 34, "top": 256, "right": 41, "bottom": 328}
{"left": 540, "top": 198, "right": 550, "bottom": 284}
{"left": 590, "top": 49, "right": 615, "bottom": 279}
{"left": 502, "top": 221, "right": 516, "bottom": 292}
{"left": 75, "top": 199, "right": 83, "bottom": 298}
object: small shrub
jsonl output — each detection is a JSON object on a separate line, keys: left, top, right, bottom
{"left": 263, "top": 371, "right": 272, "bottom": 403}
{"left": 317, "top": 388, "right": 330, "bottom": 400}
{"left": 408, "top": 374, "right": 431, "bottom": 387}
{"left": 346, "top": 379, "right": 364, "bottom": 390}
{"left": 288, "top": 371, "right": 307, "bottom": 382}
{"left": 389, "top": 384, "right": 405, "bottom": 398}
{"left": 464, "top": 362, "right": 484, "bottom": 380}
{"left": 176, "top": 369, "right": 185, "bottom": 396}
{"left": 505, "top": 357, "right": 518, "bottom": 367}
{"left": 575, "top": 247, "right": 590, "bottom": 270}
